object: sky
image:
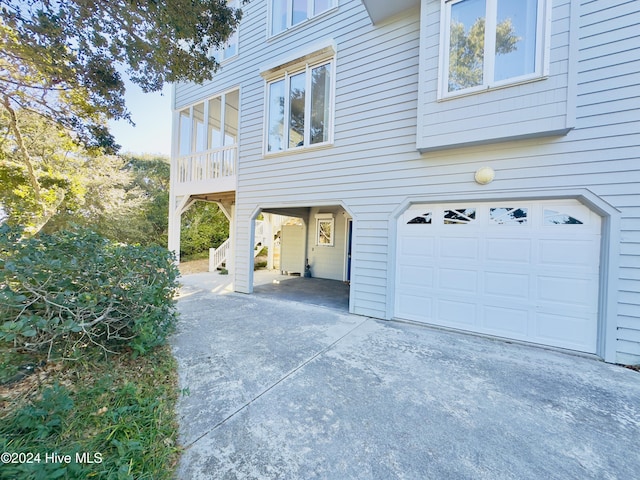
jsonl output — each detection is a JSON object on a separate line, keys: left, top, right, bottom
{"left": 108, "top": 79, "right": 173, "bottom": 157}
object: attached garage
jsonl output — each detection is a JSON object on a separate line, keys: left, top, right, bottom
{"left": 395, "top": 199, "right": 602, "bottom": 353}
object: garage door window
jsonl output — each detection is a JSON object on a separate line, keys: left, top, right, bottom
{"left": 444, "top": 208, "right": 476, "bottom": 224}
{"left": 490, "top": 207, "right": 528, "bottom": 224}
{"left": 408, "top": 212, "right": 433, "bottom": 224}
{"left": 544, "top": 209, "right": 583, "bottom": 225}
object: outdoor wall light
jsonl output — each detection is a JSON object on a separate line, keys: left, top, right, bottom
{"left": 474, "top": 167, "right": 495, "bottom": 185}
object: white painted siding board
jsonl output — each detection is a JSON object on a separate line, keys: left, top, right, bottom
{"left": 619, "top": 328, "right": 640, "bottom": 344}
{"left": 618, "top": 342, "right": 640, "bottom": 356}
{"left": 618, "top": 316, "right": 640, "bottom": 330}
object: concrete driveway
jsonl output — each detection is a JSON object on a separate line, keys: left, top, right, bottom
{"left": 172, "top": 272, "right": 640, "bottom": 480}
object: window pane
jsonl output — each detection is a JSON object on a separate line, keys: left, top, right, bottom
{"left": 271, "top": 0, "right": 287, "bottom": 35}
{"left": 288, "top": 71, "right": 306, "bottom": 148}
{"left": 444, "top": 208, "right": 476, "bottom": 224}
{"left": 448, "top": 0, "right": 486, "bottom": 92}
{"left": 223, "top": 29, "right": 238, "bottom": 59}
{"left": 224, "top": 90, "right": 239, "bottom": 146}
{"left": 193, "top": 103, "right": 206, "bottom": 152}
{"left": 292, "top": 0, "right": 307, "bottom": 26}
{"left": 208, "top": 97, "right": 222, "bottom": 149}
{"left": 314, "top": 0, "right": 331, "bottom": 15}
{"left": 310, "top": 63, "right": 330, "bottom": 144}
{"left": 490, "top": 207, "right": 528, "bottom": 224}
{"left": 494, "top": 0, "right": 537, "bottom": 81}
{"left": 408, "top": 213, "right": 433, "bottom": 224}
{"left": 544, "top": 210, "right": 584, "bottom": 225}
{"left": 179, "top": 109, "right": 191, "bottom": 156}
{"left": 318, "top": 220, "right": 333, "bottom": 245}
{"left": 267, "top": 80, "right": 285, "bottom": 152}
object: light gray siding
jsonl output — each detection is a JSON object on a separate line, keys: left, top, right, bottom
{"left": 172, "top": 0, "right": 640, "bottom": 363}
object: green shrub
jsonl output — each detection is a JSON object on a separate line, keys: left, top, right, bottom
{"left": 0, "top": 225, "right": 180, "bottom": 359}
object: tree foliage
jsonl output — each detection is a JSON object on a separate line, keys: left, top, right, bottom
{"left": 0, "top": 0, "right": 244, "bottom": 235}
{"left": 0, "top": 109, "right": 172, "bottom": 240}
{"left": 0, "top": 109, "right": 88, "bottom": 234}
{"left": 0, "top": 0, "right": 244, "bottom": 150}
{"left": 180, "top": 201, "right": 229, "bottom": 259}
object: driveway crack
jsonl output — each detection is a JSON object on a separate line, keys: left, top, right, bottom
{"left": 182, "top": 316, "right": 370, "bottom": 450}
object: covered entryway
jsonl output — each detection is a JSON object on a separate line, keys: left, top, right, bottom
{"left": 395, "top": 199, "right": 602, "bottom": 353}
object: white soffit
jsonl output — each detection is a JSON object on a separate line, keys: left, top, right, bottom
{"left": 360, "top": 0, "right": 420, "bottom": 24}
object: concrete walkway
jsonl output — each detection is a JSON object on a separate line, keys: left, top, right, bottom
{"left": 172, "top": 271, "right": 640, "bottom": 480}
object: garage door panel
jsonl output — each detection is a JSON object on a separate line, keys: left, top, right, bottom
{"left": 482, "top": 306, "right": 529, "bottom": 336}
{"left": 484, "top": 271, "right": 529, "bottom": 299}
{"left": 538, "top": 239, "right": 598, "bottom": 269}
{"left": 537, "top": 275, "right": 597, "bottom": 307}
{"left": 535, "top": 312, "right": 597, "bottom": 351}
{"left": 399, "top": 235, "right": 436, "bottom": 258}
{"left": 438, "top": 268, "right": 478, "bottom": 293}
{"left": 440, "top": 237, "right": 479, "bottom": 260}
{"left": 485, "top": 238, "right": 532, "bottom": 264}
{"left": 395, "top": 199, "right": 601, "bottom": 354}
{"left": 397, "top": 294, "right": 434, "bottom": 320}
{"left": 437, "top": 299, "right": 476, "bottom": 326}
{"left": 397, "top": 265, "right": 434, "bottom": 288}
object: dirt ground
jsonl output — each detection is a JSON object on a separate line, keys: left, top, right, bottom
{"left": 178, "top": 256, "right": 269, "bottom": 276}
{"left": 178, "top": 259, "right": 210, "bottom": 276}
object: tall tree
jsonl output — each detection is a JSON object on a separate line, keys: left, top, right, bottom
{"left": 0, "top": 0, "right": 244, "bottom": 233}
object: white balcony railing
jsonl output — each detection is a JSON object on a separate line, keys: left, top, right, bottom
{"left": 177, "top": 145, "right": 237, "bottom": 184}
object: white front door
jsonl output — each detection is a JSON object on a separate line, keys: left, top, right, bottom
{"left": 395, "top": 199, "right": 602, "bottom": 353}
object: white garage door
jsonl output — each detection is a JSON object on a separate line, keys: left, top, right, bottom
{"left": 395, "top": 199, "right": 601, "bottom": 353}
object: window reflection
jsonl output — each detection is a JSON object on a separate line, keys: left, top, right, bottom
{"left": 288, "top": 72, "right": 306, "bottom": 148}
{"left": 544, "top": 210, "right": 583, "bottom": 225}
{"left": 311, "top": 63, "right": 331, "bottom": 144}
{"left": 490, "top": 207, "right": 528, "bottom": 224}
{"left": 268, "top": 80, "right": 285, "bottom": 152}
{"left": 444, "top": 208, "right": 476, "bottom": 224}
{"left": 408, "top": 213, "right": 433, "bottom": 224}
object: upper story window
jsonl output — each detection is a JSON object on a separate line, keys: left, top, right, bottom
{"left": 439, "top": 0, "right": 548, "bottom": 98}
{"left": 265, "top": 59, "right": 333, "bottom": 153}
{"left": 270, "top": 0, "right": 336, "bottom": 36}
{"left": 211, "top": 0, "right": 240, "bottom": 62}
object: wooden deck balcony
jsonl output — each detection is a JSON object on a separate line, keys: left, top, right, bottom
{"left": 173, "top": 145, "right": 237, "bottom": 196}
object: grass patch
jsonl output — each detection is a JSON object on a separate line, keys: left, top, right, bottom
{"left": 0, "top": 346, "right": 180, "bottom": 479}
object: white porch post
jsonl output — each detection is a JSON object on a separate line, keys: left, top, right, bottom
{"left": 265, "top": 213, "right": 274, "bottom": 270}
{"left": 218, "top": 201, "right": 235, "bottom": 281}
{"left": 168, "top": 195, "right": 195, "bottom": 263}
{"left": 227, "top": 204, "right": 235, "bottom": 283}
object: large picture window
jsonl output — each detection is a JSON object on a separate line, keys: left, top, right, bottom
{"left": 266, "top": 60, "right": 333, "bottom": 153}
{"left": 270, "top": 0, "right": 336, "bottom": 36}
{"left": 440, "top": 0, "right": 547, "bottom": 97}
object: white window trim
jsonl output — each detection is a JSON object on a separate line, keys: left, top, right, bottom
{"left": 268, "top": 0, "right": 338, "bottom": 38}
{"left": 262, "top": 52, "right": 336, "bottom": 156}
{"left": 315, "top": 213, "right": 335, "bottom": 246}
{"left": 437, "top": 0, "right": 551, "bottom": 100}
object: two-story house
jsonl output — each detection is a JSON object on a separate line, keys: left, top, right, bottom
{"left": 168, "top": 0, "right": 640, "bottom": 365}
